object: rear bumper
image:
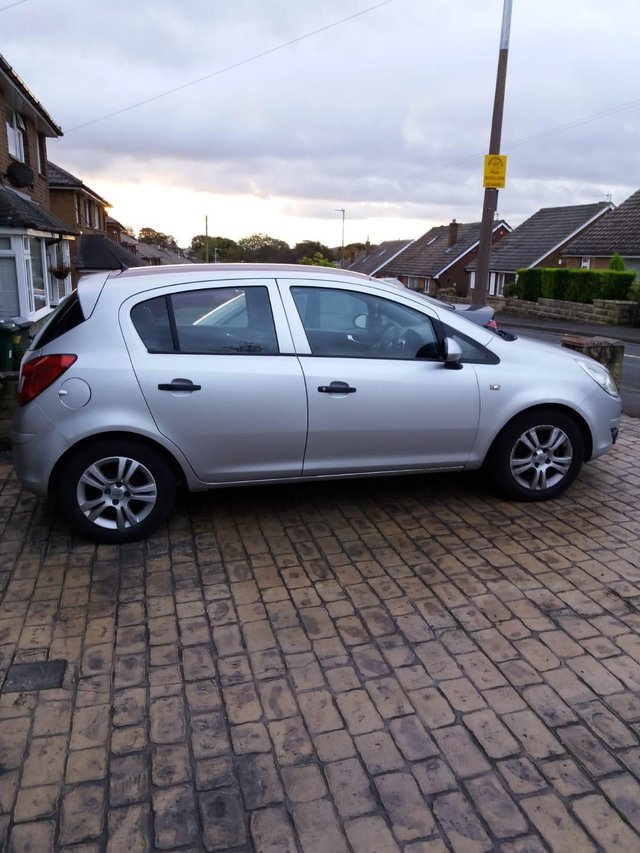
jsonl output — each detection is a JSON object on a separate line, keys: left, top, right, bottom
{"left": 11, "top": 404, "right": 70, "bottom": 497}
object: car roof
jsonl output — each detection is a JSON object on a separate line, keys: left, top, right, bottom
{"left": 78, "top": 263, "right": 382, "bottom": 316}
{"left": 109, "top": 262, "right": 373, "bottom": 282}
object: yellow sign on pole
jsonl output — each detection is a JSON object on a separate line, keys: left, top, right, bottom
{"left": 483, "top": 154, "right": 507, "bottom": 189}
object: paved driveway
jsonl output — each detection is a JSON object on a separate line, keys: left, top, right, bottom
{"left": 1, "top": 418, "right": 640, "bottom": 852}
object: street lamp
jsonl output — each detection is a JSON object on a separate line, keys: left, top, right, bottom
{"left": 335, "top": 207, "right": 346, "bottom": 267}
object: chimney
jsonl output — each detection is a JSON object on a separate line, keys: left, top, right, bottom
{"left": 365, "top": 239, "right": 371, "bottom": 257}
{"left": 448, "top": 219, "right": 459, "bottom": 246}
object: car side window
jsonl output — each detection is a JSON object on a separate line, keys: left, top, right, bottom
{"left": 442, "top": 323, "right": 500, "bottom": 364}
{"left": 131, "top": 297, "right": 174, "bottom": 353}
{"left": 291, "top": 286, "right": 440, "bottom": 360}
{"left": 132, "top": 286, "right": 279, "bottom": 355}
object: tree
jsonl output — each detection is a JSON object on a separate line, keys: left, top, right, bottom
{"left": 299, "top": 252, "right": 335, "bottom": 267}
{"left": 609, "top": 253, "right": 626, "bottom": 271}
{"left": 236, "top": 233, "right": 291, "bottom": 263}
{"left": 138, "top": 227, "right": 176, "bottom": 248}
{"left": 190, "top": 235, "right": 240, "bottom": 263}
{"left": 293, "top": 240, "right": 335, "bottom": 263}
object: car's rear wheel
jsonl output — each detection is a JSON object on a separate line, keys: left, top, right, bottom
{"left": 488, "top": 409, "right": 584, "bottom": 501}
{"left": 58, "top": 439, "right": 176, "bottom": 543}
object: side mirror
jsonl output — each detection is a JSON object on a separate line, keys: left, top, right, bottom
{"left": 443, "top": 337, "right": 463, "bottom": 369}
{"left": 353, "top": 313, "right": 368, "bottom": 330}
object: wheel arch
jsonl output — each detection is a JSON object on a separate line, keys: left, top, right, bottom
{"left": 486, "top": 403, "right": 593, "bottom": 464}
{"left": 48, "top": 431, "right": 188, "bottom": 498}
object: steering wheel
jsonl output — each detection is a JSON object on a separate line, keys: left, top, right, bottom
{"left": 372, "top": 321, "right": 401, "bottom": 352}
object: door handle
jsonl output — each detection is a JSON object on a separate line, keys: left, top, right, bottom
{"left": 158, "top": 380, "right": 202, "bottom": 392}
{"left": 318, "top": 381, "right": 356, "bottom": 394}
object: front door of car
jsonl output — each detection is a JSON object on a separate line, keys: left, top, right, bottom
{"left": 122, "top": 281, "right": 307, "bottom": 484}
{"left": 281, "top": 283, "right": 481, "bottom": 475}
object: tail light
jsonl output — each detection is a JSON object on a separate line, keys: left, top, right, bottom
{"left": 18, "top": 354, "right": 77, "bottom": 406}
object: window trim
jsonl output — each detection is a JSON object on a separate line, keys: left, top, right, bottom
{"left": 290, "top": 284, "right": 443, "bottom": 361}
{"left": 131, "top": 285, "right": 281, "bottom": 356}
{"left": 6, "top": 109, "right": 26, "bottom": 162}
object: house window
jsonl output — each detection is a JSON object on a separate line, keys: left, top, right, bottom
{"left": 36, "top": 133, "right": 47, "bottom": 174}
{"left": 0, "top": 257, "right": 20, "bottom": 315}
{"left": 6, "top": 109, "right": 26, "bottom": 162}
{"left": 0, "top": 242, "right": 20, "bottom": 315}
{"left": 25, "top": 238, "right": 48, "bottom": 314}
{"left": 0, "top": 235, "right": 70, "bottom": 321}
{"left": 92, "top": 204, "right": 101, "bottom": 230}
{"left": 580, "top": 258, "right": 591, "bottom": 269}
{"left": 47, "top": 241, "right": 72, "bottom": 304}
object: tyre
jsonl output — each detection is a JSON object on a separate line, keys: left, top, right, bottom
{"left": 487, "top": 409, "right": 584, "bottom": 501}
{"left": 58, "top": 439, "right": 176, "bottom": 543}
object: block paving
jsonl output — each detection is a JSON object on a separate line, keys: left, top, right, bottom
{"left": 1, "top": 416, "right": 640, "bottom": 851}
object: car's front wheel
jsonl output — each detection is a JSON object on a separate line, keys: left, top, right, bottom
{"left": 488, "top": 409, "right": 584, "bottom": 501}
{"left": 58, "top": 439, "right": 176, "bottom": 543}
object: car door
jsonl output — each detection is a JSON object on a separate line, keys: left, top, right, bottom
{"left": 121, "top": 280, "right": 308, "bottom": 484}
{"left": 279, "top": 280, "right": 481, "bottom": 475}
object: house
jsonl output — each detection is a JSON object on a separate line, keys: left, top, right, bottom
{"left": 137, "top": 242, "right": 194, "bottom": 266}
{"left": 1, "top": 54, "right": 76, "bottom": 325}
{"left": 467, "top": 201, "right": 613, "bottom": 297}
{"left": 383, "top": 219, "right": 510, "bottom": 296}
{"left": 348, "top": 239, "right": 414, "bottom": 276}
{"left": 562, "top": 189, "right": 640, "bottom": 275}
{"left": 47, "top": 161, "right": 109, "bottom": 236}
{"left": 106, "top": 217, "right": 193, "bottom": 267}
{"left": 46, "top": 161, "right": 142, "bottom": 280}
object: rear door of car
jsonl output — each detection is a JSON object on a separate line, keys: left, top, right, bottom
{"left": 121, "top": 278, "right": 308, "bottom": 484}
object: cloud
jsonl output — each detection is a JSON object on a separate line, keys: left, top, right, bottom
{"left": 3, "top": 0, "right": 639, "bottom": 245}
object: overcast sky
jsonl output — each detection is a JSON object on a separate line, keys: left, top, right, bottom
{"left": 3, "top": 0, "right": 639, "bottom": 248}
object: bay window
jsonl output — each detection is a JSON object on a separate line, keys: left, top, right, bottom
{"left": 0, "top": 233, "right": 72, "bottom": 322}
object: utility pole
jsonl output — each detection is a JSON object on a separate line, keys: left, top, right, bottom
{"left": 205, "top": 215, "right": 209, "bottom": 263}
{"left": 473, "top": 0, "right": 512, "bottom": 305}
{"left": 335, "top": 208, "right": 346, "bottom": 267}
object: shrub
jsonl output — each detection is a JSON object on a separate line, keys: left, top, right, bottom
{"left": 609, "top": 253, "right": 625, "bottom": 271}
{"left": 514, "top": 268, "right": 542, "bottom": 301}
{"left": 513, "top": 267, "right": 634, "bottom": 303}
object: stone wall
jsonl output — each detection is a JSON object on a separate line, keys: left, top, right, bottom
{"left": 439, "top": 290, "right": 639, "bottom": 326}
{"left": 491, "top": 297, "right": 639, "bottom": 326}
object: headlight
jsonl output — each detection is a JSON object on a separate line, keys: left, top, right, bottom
{"left": 576, "top": 359, "right": 619, "bottom": 397}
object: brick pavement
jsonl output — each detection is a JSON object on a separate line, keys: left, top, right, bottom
{"left": 1, "top": 416, "right": 640, "bottom": 852}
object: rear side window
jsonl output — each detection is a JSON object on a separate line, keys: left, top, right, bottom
{"left": 131, "top": 297, "right": 174, "bottom": 353}
{"left": 33, "top": 291, "right": 85, "bottom": 348}
{"left": 131, "top": 286, "right": 279, "bottom": 355}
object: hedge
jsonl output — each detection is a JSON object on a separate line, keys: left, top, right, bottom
{"left": 514, "top": 268, "right": 636, "bottom": 303}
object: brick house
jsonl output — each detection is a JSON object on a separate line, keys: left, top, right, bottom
{"left": 47, "top": 162, "right": 142, "bottom": 279}
{"left": 467, "top": 202, "right": 613, "bottom": 296}
{"left": 562, "top": 189, "right": 640, "bottom": 276}
{"left": 1, "top": 54, "right": 76, "bottom": 324}
{"left": 47, "top": 161, "right": 109, "bottom": 236}
{"left": 383, "top": 220, "right": 511, "bottom": 297}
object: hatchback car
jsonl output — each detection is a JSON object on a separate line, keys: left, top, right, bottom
{"left": 12, "top": 264, "right": 621, "bottom": 543}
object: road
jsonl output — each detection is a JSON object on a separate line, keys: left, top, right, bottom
{"left": 500, "top": 324, "right": 640, "bottom": 417}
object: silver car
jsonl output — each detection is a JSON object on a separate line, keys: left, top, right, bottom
{"left": 12, "top": 264, "right": 621, "bottom": 543}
